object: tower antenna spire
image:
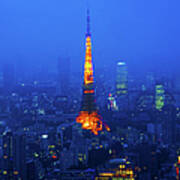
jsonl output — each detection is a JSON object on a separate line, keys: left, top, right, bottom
{"left": 86, "top": 9, "right": 91, "bottom": 36}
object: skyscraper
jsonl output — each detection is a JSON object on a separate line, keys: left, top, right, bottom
{"left": 2, "top": 131, "right": 26, "bottom": 180}
{"left": 115, "top": 61, "right": 128, "bottom": 111}
{"left": 2, "top": 131, "right": 14, "bottom": 180}
{"left": 145, "top": 72, "right": 155, "bottom": 91}
{"left": 116, "top": 62, "right": 128, "bottom": 96}
{"left": 76, "top": 10, "right": 109, "bottom": 135}
{"left": 57, "top": 57, "right": 70, "bottom": 96}
{"left": 155, "top": 83, "right": 165, "bottom": 110}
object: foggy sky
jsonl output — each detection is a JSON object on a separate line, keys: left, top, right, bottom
{"left": 0, "top": 0, "right": 180, "bottom": 74}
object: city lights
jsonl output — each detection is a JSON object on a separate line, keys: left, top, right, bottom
{"left": 0, "top": 1, "right": 178, "bottom": 179}
{"left": 41, "top": 134, "right": 48, "bottom": 139}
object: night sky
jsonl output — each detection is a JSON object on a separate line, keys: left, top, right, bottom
{"left": 0, "top": 0, "right": 180, "bottom": 74}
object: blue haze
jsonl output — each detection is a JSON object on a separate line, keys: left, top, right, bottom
{"left": 0, "top": 0, "right": 180, "bottom": 74}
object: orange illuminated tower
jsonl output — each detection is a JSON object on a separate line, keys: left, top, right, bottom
{"left": 76, "top": 10, "right": 110, "bottom": 135}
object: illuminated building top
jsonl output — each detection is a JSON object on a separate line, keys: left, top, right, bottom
{"left": 117, "top": 62, "right": 126, "bottom": 66}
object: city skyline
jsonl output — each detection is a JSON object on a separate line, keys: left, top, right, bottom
{"left": 0, "top": 0, "right": 180, "bottom": 74}
{"left": 0, "top": 1, "right": 179, "bottom": 179}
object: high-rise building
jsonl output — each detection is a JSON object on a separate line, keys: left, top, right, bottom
{"left": 155, "top": 83, "right": 165, "bottom": 110}
{"left": 2, "top": 131, "right": 14, "bottom": 180}
{"left": 116, "top": 62, "right": 128, "bottom": 96}
{"left": 76, "top": 10, "right": 110, "bottom": 135}
{"left": 26, "top": 160, "right": 36, "bottom": 180}
{"left": 53, "top": 96, "right": 68, "bottom": 114}
{"left": 57, "top": 57, "right": 70, "bottom": 96}
{"left": 57, "top": 123, "right": 72, "bottom": 148}
{"left": 115, "top": 61, "right": 128, "bottom": 111}
{"left": 145, "top": 72, "right": 155, "bottom": 91}
{"left": 2, "top": 131, "right": 26, "bottom": 180}
{"left": 3, "top": 63, "right": 15, "bottom": 94}
{"left": 162, "top": 105, "right": 176, "bottom": 144}
{"left": 13, "top": 134, "right": 27, "bottom": 179}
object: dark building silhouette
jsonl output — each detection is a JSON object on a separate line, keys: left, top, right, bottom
{"left": 3, "top": 63, "right": 15, "bottom": 94}
{"left": 53, "top": 95, "right": 68, "bottom": 113}
{"left": 57, "top": 57, "right": 70, "bottom": 96}
{"left": 27, "top": 160, "right": 36, "bottom": 180}
{"left": 162, "top": 105, "right": 176, "bottom": 144}
{"left": 2, "top": 131, "right": 26, "bottom": 180}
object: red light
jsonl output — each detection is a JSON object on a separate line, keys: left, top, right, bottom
{"left": 84, "top": 90, "right": 94, "bottom": 94}
{"left": 52, "top": 155, "right": 57, "bottom": 159}
{"left": 176, "top": 167, "right": 179, "bottom": 177}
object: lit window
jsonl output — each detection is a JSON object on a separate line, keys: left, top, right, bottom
{"left": 3, "top": 144, "right": 7, "bottom": 148}
{"left": 3, "top": 171, "right": 7, "bottom": 175}
{"left": 14, "top": 171, "right": 18, "bottom": 175}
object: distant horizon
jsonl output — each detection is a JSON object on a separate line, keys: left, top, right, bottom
{"left": 0, "top": 0, "right": 180, "bottom": 75}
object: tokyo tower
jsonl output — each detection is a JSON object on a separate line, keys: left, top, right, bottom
{"left": 76, "top": 10, "right": 110, "bottom": 135}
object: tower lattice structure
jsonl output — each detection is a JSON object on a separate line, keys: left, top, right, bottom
{"left": 76, "top": 10, "right": 109, "bottom": 135}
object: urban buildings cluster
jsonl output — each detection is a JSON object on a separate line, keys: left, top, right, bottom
{"left": 0, "top": 11, "right": 179, "bottom": 180}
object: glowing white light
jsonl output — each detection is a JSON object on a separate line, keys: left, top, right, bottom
{"left": 117, "top": 62, "right": 126, "bottom": 66}
{"left": 42, "top": 134, "right": 48, "bottom": 139}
